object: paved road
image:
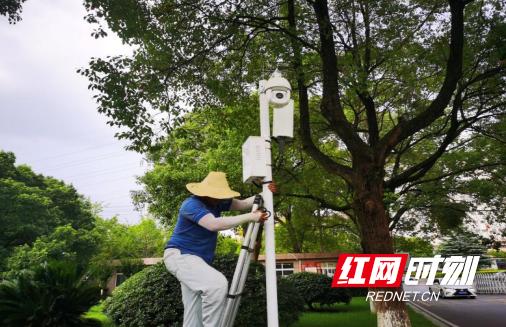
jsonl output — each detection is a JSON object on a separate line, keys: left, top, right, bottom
{"left": 404, "top": 284, "right": 506, "bottom": 327}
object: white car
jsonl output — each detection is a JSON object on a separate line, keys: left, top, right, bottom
{"left": 429, "top": 278, "right": 477, "bottom": 298}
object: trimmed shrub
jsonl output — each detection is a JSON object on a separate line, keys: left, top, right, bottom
{"left": 285, "top": 272, "right": 351, "bottom": 310}
{"left": 104, "top": 254, "right": 304, "bottom": 326}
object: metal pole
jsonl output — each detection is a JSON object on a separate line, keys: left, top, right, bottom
{"left": 259, "top": 80, "right": 279, "bottom": 327}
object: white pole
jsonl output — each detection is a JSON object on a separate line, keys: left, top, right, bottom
{"left": 259, "top": 80, "right": 279, "bottom": 327}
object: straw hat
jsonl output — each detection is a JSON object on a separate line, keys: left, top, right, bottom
{"left": 186, "top": 171, "right": 240, "bottom": 199}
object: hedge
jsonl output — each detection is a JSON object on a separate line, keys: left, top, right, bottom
{"left": 104, "top": 254, "right": 304, "bottom": 326}
{"left": 285, "top": 272, "right": 351, "bottom": 310}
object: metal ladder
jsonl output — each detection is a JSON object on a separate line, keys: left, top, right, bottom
{"left": 219, "top": 194, "right": 266, "bottom": 327}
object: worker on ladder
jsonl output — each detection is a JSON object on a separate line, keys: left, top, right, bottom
{"left": 163, "top": 171, "right": 276, "bottom": 327}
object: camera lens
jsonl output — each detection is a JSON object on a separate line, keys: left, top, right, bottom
{"left": 275, "top": 92, "right": 284, "bottom": 99}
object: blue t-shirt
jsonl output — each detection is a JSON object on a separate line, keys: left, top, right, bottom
{"left": 165, "top": 196, "right": 232, "bottom": 264}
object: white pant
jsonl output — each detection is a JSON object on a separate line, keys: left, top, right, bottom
{"left": 163, "top": 248, "right": 228, "bottom": 327}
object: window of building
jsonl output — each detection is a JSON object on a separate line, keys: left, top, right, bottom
{"left": 322, "top": 262, "right": 336, "bottom": 277}
{"left": 115, "top": 273, "right": 127, "bottom": 287}
{"left": 276, "top": 262, "right": 294, "bottom": 277}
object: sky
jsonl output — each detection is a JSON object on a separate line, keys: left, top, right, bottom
{"left": 0, "top": 0, "right": 147, "bottom": 224}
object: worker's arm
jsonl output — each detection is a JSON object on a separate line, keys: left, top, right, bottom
{"left": 230, "top": 195, "right": 256, "bottom": 211}
{"left": 198, "top": 211, "right": 268, "bottom": 232}
{"left": 229, "top": 182, "right": 278, "bottom": 211}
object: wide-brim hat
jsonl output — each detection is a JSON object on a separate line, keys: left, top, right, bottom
{"left": 186, "top": 171, "right": 240, "bottom": 199}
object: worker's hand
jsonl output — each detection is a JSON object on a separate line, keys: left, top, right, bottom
{"left": 252, "top": 210, "right": 269, "bottom": 223}
{"left": 268, "top": 181, "right": 277, "bottom": 193}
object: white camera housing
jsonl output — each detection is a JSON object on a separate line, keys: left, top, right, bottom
{"left": 242, "top": 136, "right": 267, "bottom": 183}
{"left": 272, "top": 100, "right": 294, "bottom": 140}
{"left": 265, "top": 70, "right": 291, "bottom": 108}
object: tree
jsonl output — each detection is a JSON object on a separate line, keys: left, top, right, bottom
{"left": 393, "top": 236, "right": 433, "bottom": 257}
{"left": 4, "top": 225, "right": 100, "bottom": 279}
{"left": 275, "top": 206, "right": 361, "bottom": 253}
{"left": 81, "top": 1, "right": 506, "bottom": 325}
{"left": 388, "top": 116, "right": 506, "bottom": 236}
{"left": 86, "top": 216, "right": 167, "bottom": 289}
{"left": 438, "top": 230, "right": 488, "bottom": 257}
{"left": 131, "top": 98, "right": 357, "bottom": 254}
{"left": 0, "top": 261, "right": 101, "bottom": 327}
{"left": 0, "top": 0, "right": 26, "bottom": 23}
{"left": 0, "top": 151, "right": 96, "bottom": 271}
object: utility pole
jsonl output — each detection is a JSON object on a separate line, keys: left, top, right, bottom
{"left": 258, "top": 70, "right": 293, "bottom": 327}
{"left": 241, "top": 70, "right": 293, "bottom": 327}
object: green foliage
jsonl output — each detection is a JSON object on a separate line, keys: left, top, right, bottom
{"left": 438, "top": 231, "right": 488, "bottom": 258}
{"left": 275, "top": 211, "right": 361, "bottom": 254}
{"left": 104, "top": 255, "right": 304, "bottom": 327}
{"left": 286, "top": 272, "right": 351, "bottom": 310}
{"left": 488, "top": 250, "right": 506, "bottom": 258}
{"left": 393, "top": 236, "right": 433, "bottom": 257}
{"left": 133, "top": 99, "right": 354, "bottom": 253}
{"left": 0, "top": 261, "right": 101, "bottom": 327}
{"left": 92, "top": 217, "right": 162, "bottom": 260}
{"left": 87, "top": 216, "right": 167, "bottom": 289}
{"left": 83, "top": 303, "right": 115, "bottom": 327}
{"left": 216, "top": 234, "right": 240, "bottom": 255}
{"left": 5, "top": 224, "right": 99, "bottom": 279}
{"left": 81, "top": 0, "right": 506, "bottom": 243}
{"left": 0, "top": 151, "right": 96, "bottom": 271}
{"left": 0, "top": 0, "right": 26, "bottom": 23}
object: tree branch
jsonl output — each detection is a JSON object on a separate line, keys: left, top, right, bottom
{"left": 282, "top": 192, "right": 352, "bottom": 212}
{"left": 312, "top": 0, "right": 370, "bottom": 157}
{"left": 386, "top": 88, "right": 465, "bottom": 189}
{"left": 378, "top": 0, "right": 468, "bottom": 156}
{"left": 288, "top": 0, "right": 354, "bottom": 181}
{"left": 389, "top": 206, "right": 409, "bottom": 231}
{"left": 406, "top": 162, "right": 505, "bottom": 188}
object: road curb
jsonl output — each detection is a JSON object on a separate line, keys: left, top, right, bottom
{"left": 408, "top": 301, "right": 459, "bottom": 327}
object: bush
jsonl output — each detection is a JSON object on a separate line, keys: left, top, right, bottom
{"left": 104, "top": 254, "right": 304, "bottom": 326}
{"left": 0, "top": 261, "right": 101, "bottom": 327}
{"left": 285, "top": 272, "right": 351, "bottom": 310}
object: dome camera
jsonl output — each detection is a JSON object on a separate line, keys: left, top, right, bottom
{"left": 265, "top": 70, "right": 291, "bottom": 108}
{"left": 268, "top": 88, "right": 291, "bottom": 107}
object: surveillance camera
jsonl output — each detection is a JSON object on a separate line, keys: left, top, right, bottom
{"left": 268, "top": 88, "right": 291, "bottom": 107}
{"left": 265, "top": 70, "right": 291, "bottom": 108}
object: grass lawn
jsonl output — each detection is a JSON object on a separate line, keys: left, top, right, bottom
{"left": 292, "top": 297, "right": 436, "bottom": 327}
{"left": 85, "top": 297, "right": 435, "bottom": 327}
{"left": 83, "top": 302, "right": 115, "bottom": 327}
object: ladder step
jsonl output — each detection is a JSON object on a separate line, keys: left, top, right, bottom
{"left": 226, "top": 293, "right": 243, "bottom": 299}
{"left": 240, "top": 245, "right": 254, "bottom": 252}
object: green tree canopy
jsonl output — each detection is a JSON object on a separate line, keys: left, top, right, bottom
{"left": 0, "top": 0, "right": 26, "bottom": 23}
{"left": 393, "top": 236, "right": 434, "bottom": 257}
{"left": 132, "top": 98, "right": 357, "bottom": 253}
{"left": 86, "top": 216, "right": 167, "bottom": 287}
{"left": 5, "top": 224, "right": 100, "bottom": 278}
{"left": 0, "top": 151, "right": 96, "bottom": 270}
{"left": 438, "top": 230, "right": 488, "bottom": 257}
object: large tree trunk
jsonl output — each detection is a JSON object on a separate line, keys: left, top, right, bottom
{"left": 352, "top": 163, "right": 411, "bottom": 327}
{"left": 284, "top": 207, "right": 303, "bottom": 253}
